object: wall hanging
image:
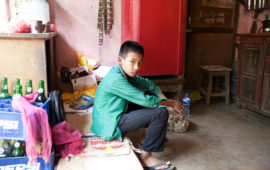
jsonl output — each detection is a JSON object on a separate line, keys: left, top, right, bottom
{"left": 97, "top": 0, "right": 113, "bottom": 45}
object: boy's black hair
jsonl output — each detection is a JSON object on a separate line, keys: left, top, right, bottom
{"left": 118, "top": 41, "right": 144, "bottom": 58}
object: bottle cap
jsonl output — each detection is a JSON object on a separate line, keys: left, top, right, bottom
{"left": 185, "top": 93, "right": 189, "bottom": 97}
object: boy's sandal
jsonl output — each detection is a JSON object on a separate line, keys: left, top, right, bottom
{"left": 143, "top": 160, "right": 175, "bottom": 170}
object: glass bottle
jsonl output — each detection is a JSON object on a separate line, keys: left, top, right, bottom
{"left": 13, "top": 84, "right": 22, "bottom": 100}
{"left": 0, "top": 77, "right": 11, "bottom": 99}
{"left": 12, "top": 141, "right": 23, "bottom": 157}
{"left": 26, "top": 79, "right": 33, "bottom": 95}
{"left": 19, "top": 85, "right": 23, "bottom": 97}
{"left": 35, "top": 80, "right": 47, "bottom": 103}
{"left": 0, "top": 139, "right": 11, "bottom": 158}
{"left": 13, "top": 78, "right": 20, "bottom": 94}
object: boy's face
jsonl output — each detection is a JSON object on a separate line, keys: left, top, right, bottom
{"left": 118, "top": 52, "right": 143, "bottom": 77}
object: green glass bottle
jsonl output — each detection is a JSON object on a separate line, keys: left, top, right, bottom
{"left": 13, "top": 84, "right": 22, "bottom": 100}
{"left": 18, "top": 85, "right": 23, "bottom": 97}
{"left": 20, "top": 141, "right": 26, "bottom": 156}
{"left": 0, "top": 139, "right": 11, "bottom": 157}
{"left": 0, "top": 77, "right": 11, "bottom": 99}
{"left": 35, "top": 80, "right": 47, "bottom": 103}
{"left": 26, "top": 79, "right": 33, "bottom": 95}
{"left": 0, "top": 139, "right": 7, "bottom": 157}
{"left": 12, "top": 141, "right": 24, "bottom": 157}
{"left": 13, "top": 78, "right": 21, "bottom": 94}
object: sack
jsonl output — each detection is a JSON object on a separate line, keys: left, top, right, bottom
{"left": 167, "top": 115, "right": 189, "bottom": 133}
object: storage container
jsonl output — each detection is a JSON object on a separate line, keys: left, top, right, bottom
{"left": 0, "top": 99, "right": 50, "bottom": 140}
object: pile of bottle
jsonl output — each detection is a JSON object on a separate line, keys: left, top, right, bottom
{"left": 0, "top": 77, "right": 47, "bottom": 103}
{"left": 0, "top": 139, "right": 26, "bottom": 158}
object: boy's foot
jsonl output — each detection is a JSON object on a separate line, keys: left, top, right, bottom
{"left": 140, "top": 152, "right": 170, "bottom": 170}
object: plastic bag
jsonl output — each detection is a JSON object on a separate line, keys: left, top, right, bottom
{"left": 9, "top": 20, "right": 31, "bottom": 33}
{"left": 48, "top": 90, "right": 66, "bottom": 127}
{"left": 76, "top": 53, "right": 99, "bottom": 71}
{"left": 52, "top": 121, "right": 85, "bottom": 160}
{"left": 62, "top": 84, "right": 97, "bottom": 104}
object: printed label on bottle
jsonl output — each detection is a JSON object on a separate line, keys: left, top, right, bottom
{"left": 27, "top": 87, "right": 32, "bottom": 92}
{"left": 38, "top": 88, "right": 43, "bottom": 93}
{"left": 0, "top": 147, "right": 5, "bottom": 157}
{"left": 3, "top": 85, "right": 8, "bottom": 90}
{"left": 14, "top": 142, "right": 20, "bottom": 148}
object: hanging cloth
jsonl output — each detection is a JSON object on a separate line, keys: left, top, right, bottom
{"left": 12, "top": 93, "right": 52, "bottom": 164}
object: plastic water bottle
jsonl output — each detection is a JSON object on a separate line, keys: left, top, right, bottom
{"left": 182, "top": 93, "right": 191, "bottom": 118}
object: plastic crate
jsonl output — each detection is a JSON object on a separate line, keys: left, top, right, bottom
{"left": 0, "top": 98, "right": 51, "bottom": 140}
{"left": 0, "top": 152, "right": 54, "bottom": 170}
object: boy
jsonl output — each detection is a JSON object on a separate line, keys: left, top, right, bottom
{"left": 91, "top": 41, "right": 184, "bottom": 170}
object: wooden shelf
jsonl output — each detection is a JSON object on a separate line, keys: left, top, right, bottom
{"left": 0, "top": 32, "right": 57, "bottom": 40}
{"left": 0, "top": 32, "right": 57, "bottom": 94}
{"left": 237, "top": 33, "right": 270, "bottom": 37}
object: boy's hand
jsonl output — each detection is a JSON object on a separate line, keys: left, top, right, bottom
{"left": 157, "top": 99, "right": 184, "bottom": 119}
{"left": 169, "top": 99, "right": 184, "bottom": 119}
{"left": 167, "top": 107, "right": 180, "bottom": 117}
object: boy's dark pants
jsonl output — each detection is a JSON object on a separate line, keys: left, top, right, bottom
{"left": 118, "top": 103, "right": 169, "bottom": 152}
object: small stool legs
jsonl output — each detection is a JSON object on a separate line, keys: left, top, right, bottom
{"left": 225, "top": 72, "right": 230, "bottom": 105}
{"left": 206, "top": 73, "right": 213, "bottom": 106}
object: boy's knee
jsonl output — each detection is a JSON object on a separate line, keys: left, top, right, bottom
{"left": 157, "top": 107, "right": 169, "bottom": 120}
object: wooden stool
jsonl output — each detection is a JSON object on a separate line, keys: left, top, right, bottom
{"left": 149, "top": 75, "right": 184, "bottom": 101}
{"left": 198, "top": 65, "right": 232, "bottom": 106}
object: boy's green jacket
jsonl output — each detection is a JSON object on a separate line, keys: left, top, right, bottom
{"left": 91, "top": 64, "right": 165, "bottom": 141}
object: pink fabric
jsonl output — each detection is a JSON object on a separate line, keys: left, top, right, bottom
{"left": 52, "top": 121, "right": 85, "bottom": 159}
{"left": 12, "top": 93, "right": 52, "bottom": 164}
{"left": 9, "top": 20, "right": 31, "bottom": 33}
{"left": 24, "top": 92, "right": 39, "bottom": 103}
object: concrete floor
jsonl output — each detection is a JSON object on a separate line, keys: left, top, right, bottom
{"left": 56, "top": 99, "right": 270, "bottom": 170}
{"left": 151, "top": 100, "right": 270, "bottom": 170}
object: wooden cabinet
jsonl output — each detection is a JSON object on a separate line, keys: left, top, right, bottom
{"left": 121, "top": 0, "right": 186, "bottom": 76}
{"left": 237, "top": 34, "right": 270, "bottom": 116}
{"left": 0, "top": 33, "right": 57, "bottom": 95}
